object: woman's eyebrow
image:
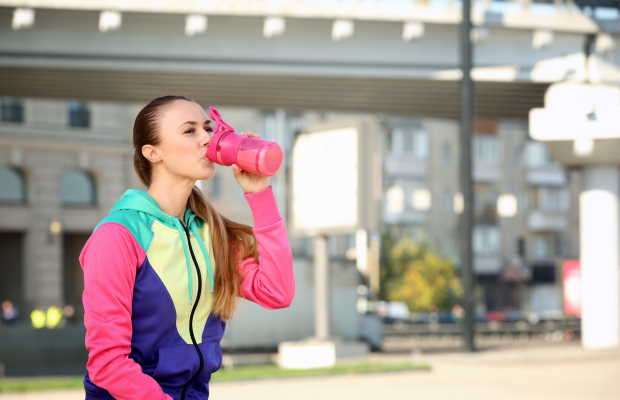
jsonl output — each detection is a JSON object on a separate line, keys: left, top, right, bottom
{"left": 178, "top": 120, "right": 212, "bottom": 128}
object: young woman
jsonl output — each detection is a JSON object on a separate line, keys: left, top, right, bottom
{"left": 79, "top": 95, "right": 295, "bottom": 399}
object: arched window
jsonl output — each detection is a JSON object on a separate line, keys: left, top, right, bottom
{"left": 0, "top": 167, "right": 26, "bottom": 204}
{"left": 61, "top": 170, "right": 97, "bottom": 206}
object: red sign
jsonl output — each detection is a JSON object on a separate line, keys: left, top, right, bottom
{"left": 562, "top": 260, "right": 581, "bottom": 317}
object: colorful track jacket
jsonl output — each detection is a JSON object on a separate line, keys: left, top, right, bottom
{"left": 79, "top": 185, "right": 295, "bottom": 400}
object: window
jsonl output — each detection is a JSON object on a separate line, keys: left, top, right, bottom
{"left": 533, "top": 236, "right": 551, "bottom": 259}
{"left": 391, "top": 128, "right": 405, "bottom": 154}
{"left": 386, "top": 180, "right": 430, "bottom": 214}
{"left": 524, "top": 140, "right": 553, "bottom": 167}
{"left": 555, "top": 235, "right": 568, "bottom": 257}
{"left": 61, "top": 170, "right": 96, "bottom": 206}
{"left": 391, "top": 127, "right": 428, "bottom": 159}
{"left": 385, "top": 184, "right": 405, "bottom": 214}
{"left": 517, "top": 236, "right": 526, "bottom": 257}
{"left": 531, "top": 263, "right": 556, "bottom": 283}
{"left": 539, "top": 187, "right": 569, "bottom": 212}
{"left": 68, "top": 100, "right": 90, "bottom": 128}
{"left": 401, "top": 129, "right": 414, "bottom": 153}
{"left": 412, "top": 129, "right": 428, "bottom": 159}
{"left": 473, "top": 225, "right": 500, "bottom": 254}
{"left": 441, "top": 142, "right": 451, "bottom": 164}
{"left": 1, "top": 97, "right": 24, "bottom": 123}
{"left": 440, "top": 191, "right": 452, "bottom": 211}
{"left": 473, "top": 135, "right": 500, "bottom": 163}
{"left": 0, "top": 167, "right": 26, "bottom": 204}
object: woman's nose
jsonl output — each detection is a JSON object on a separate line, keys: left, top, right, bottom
{"left": 200, "top": 129, "right": 211, "bottom": 146}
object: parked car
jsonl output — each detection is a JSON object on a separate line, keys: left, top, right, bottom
{"left": 376, "top": 301, "right": 410, "bottom": 324}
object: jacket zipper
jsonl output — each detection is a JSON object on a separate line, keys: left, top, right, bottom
{"left": 179, "top": 221, "right": 205, "bottom": 400}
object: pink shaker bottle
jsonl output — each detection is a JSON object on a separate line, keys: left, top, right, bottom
{"left": 205, "top": 106, "right": 283, "bottom": 176}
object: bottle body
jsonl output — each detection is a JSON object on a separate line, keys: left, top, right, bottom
{"left": 205, "top": 106, "right": 283, "bottom": 176}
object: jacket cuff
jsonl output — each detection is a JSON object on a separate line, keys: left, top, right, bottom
{"left": 243, "top": 185, "right": 282, "bottom": 227}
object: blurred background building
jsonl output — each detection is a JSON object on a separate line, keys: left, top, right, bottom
{"left": 1, "top": 1, "right": 619, "bottom": 369}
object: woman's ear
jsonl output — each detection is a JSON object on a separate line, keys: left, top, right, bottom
{"left": 142, "top": 144, "right": 162, "bottom": 163}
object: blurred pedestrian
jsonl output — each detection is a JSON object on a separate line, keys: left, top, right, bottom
{"left": 63, "top": 304, "right": 78, "bottom": 325}
{"left": 451, "top": 304, "right": 464, "bottom": 321}
{"left": 30, "top": 307, "right": 46, "bottom": 329}
{"left": 1, "top": 300, "right": 19, "bottom": 325}
{"left": 46, "top": 305, "right": 63, "bottom": 328}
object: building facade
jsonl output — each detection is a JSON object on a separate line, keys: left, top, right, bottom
{"left": 1, "top": 95, "right": 580, "bottom": 319}
{"left": 381, "top": 116, "right": 581, "bottom": 313}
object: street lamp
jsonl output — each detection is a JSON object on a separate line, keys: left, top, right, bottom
{"left": 403, "top": 21, "right": 425, "bottom": 42}
{"left": 264, "top": 16, "right": 286, "bottom": 38}
{"left": 99, "top": 10, "right": 122, "bottom": 33}
{"left": 48, "top": 218, "right": 63, "bottom": 244}
{"left": 12, "top": 8, "right": 34, "bottom": 30}
{"left": 332, "top": 19, "right": 354, "bottom": 41}
{"left": 185, "top": 15, "right": 208, "bottom": 36}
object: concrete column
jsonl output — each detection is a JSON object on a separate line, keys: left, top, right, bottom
{"left": 580, "top": 166, "right": 620, "bottom": 349}
{"left": 314, "top": 235, "right": 331, "bottom": 340}
{"left": 25, "top": 221, "right": 63, "bottom": 309}
{"left": 25, "top": 161, "right": 64, "bottom": 310}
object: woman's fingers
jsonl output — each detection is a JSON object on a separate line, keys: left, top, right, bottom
{"left": 240, "top": 132, "right": 261, "bottom": 138}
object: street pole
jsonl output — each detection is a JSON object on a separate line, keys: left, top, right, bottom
{"left": 314, "top": 234, "right": 331, "bottom": 340}
{"left": 459, "top": 0, "right": 477, "bottom": 352}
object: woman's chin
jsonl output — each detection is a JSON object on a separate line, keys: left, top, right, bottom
{"left": 197, "top": 167, "right": 216, "bottom": 181}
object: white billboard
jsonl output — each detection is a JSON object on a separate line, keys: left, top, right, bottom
{"left": 290, "top": 121, "right": 383, "bottom": 236}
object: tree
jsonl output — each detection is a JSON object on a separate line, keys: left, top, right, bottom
{"left": 380, "top": 234, "right": 463, "bottom": 312}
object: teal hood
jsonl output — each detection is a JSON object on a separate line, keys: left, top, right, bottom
{"left": 110, "top": 189, "right": 215, "bottom": 300}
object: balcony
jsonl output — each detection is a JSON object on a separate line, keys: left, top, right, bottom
{"left": 473, "top": 161, "right": 501, "bottom": 182}
{"left": 384, "top": 156, "right": 427, "bottom": 178}
{"left": 383, "top": 208, "right": 427, "bottom": 224}
{"left": 474, "top": 253, "right": 503, "bottom": 274}
{"left": 528, "top": 210, "right": 568, "bottom": 232}
{"left": 527, "top": 165, "right": 566, "bottom": 186}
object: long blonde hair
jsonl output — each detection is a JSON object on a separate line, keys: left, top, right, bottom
{"left": 132, "top": 95, "right": 257, "bottom": 321}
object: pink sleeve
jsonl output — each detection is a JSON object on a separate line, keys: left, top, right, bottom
{"left": 237, "top": 186, "right": 296, "bottom": 309}
{"left": 80, "top": 222, "right": 173, "bottom": 400}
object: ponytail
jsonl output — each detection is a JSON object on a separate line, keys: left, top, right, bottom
{"left": 188, "top": 186, "right": 257, "bottom": 321}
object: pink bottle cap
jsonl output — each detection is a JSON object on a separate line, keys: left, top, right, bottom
{"left": 205, "top": 106, "right": 235, "bottom": 164}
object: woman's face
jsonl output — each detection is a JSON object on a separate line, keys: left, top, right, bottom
{"left": 149, "top": 99, "right": 215, "bottom": 181}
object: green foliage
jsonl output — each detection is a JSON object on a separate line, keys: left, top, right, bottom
{"left": 380, "top": 231, "right": 463, "bottom": 312}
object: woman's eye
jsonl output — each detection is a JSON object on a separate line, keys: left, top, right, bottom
{"left": 185, "top": 128, "right": 195, "bottom": 134}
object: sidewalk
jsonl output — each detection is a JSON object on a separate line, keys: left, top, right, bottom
{"left": 1, "top": 343, "right": 618, "bottom": 400}
{"left": 217, "top": 343, "right": 620, "bottom": 400}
